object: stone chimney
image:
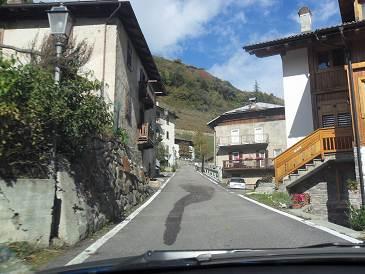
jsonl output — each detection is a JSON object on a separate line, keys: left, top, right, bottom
{"left": 7, "top": 0, "right": 27, "bottom": 3}
{"left": 298, "top": 6, "right": 312, "bottom": 33}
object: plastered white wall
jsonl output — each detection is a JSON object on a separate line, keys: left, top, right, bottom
{"left": 281, "top": 48, "right": 314, "bottom": 147}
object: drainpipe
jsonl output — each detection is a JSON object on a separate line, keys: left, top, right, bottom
{"left": 340, "top": 27, "right": 365, "bottom": 206}
{"left": 101, "top": 2, "right": 122, "bottom": 98}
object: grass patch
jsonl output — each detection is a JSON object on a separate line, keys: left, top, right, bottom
{"left": 248, "top": 192, "right": 291, "bottom": 209}
{"left": 4, "top": 242, "right": 64, "bottom": 271}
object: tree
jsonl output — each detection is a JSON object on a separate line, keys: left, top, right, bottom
{"left": 253, "top": 80, "right": 260, "bottom": 93}
{"left": 156, "top": 143, "right": 168, "bottom": 166}
{"left": 0, "top": 38, "right": 113, "bottom": 178}
{"left": 193, "top": 131, "right": 209, "bottom": 172}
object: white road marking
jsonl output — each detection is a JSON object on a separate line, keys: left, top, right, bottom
{"left": 66, "top": 173, "right": 176, "bottom": 266}
{"left": 198, "top": 171, "right": 362, "bottom": 244}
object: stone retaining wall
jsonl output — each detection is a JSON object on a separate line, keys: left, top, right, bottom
{"left": 289, "top": 162, "right": 361, "bottom": 226}
{"left": 0, "top": 137, "right": 153, "bottom": 247}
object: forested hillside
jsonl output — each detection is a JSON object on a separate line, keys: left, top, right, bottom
{"left": 154, "top": 56, "right": 283, "bottom": 132}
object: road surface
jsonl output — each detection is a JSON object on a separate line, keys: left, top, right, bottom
{"left": 47, "top": 165, "right": 346, "bottom": 268}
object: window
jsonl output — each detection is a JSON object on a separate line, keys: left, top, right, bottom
{"left": 322, "top": 114, "right": 335, "bottom": 128}
{"left": 332, "top": 49, "right": 345, "bottom": 67}
{"left": 273, "top": 149, "right": 282, "bottom": 157}
{"left": 127, "top": 41, "right": 133, "bottom": 71}
{"left": 254, "top": 127, "right": 264, "bottom": 143}
{"left": 166, "top": 131, "right": 169, "bottom": 140}
{"left": 166, "top": 115, "right": 169, "bottom": 125}
{"left": 318, "top": 52, "right": 330, "bottom": 70}
{"left": 337, "top": 113, "right": 352, "bottom": 127}
{"left": 139, "top": 69, "right": 145, "bottom": 84}
{"left": 230, "top": 129, "right": 240, "bottom": 144}
{"left": 232, "top": 152, "right": 240, "bottom": 162}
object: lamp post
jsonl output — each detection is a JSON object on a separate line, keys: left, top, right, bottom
{"left": 47, "top": 4, "right": 73, "bottom": 182}
{"left": 47, "top": 4, "right": 73, "bottom": 84}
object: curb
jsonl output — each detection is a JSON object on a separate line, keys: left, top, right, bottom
{"left": 198, "top": 171, "right": 363, "bottom": 244}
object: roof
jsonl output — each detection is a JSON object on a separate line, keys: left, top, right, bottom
{"left": 244, "top": 20, "right": 365, "bottom": 57}
{"left": 156, "top": 105, "right": 178, "bottom": 119}
{"left": 207, "top": 102, "right": 285, "bottom": 128}
{"left": 338, "top": 0, "right": 355, "bottom": 23}
{"left": 0, "top": 0, "right": 166, "bottom": 95}
{"left": 224, "top": 102, "right": 284, "bottom": 114}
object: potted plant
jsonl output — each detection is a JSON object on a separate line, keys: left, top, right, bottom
{"left": 291, "top": 193, "right": 306, "bottom": 209}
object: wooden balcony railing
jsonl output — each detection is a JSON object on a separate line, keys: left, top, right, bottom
{"left": 314, "top": 68, "right": 348, "bottom": 92}
{"left": 138, "top": 123, "right": 154, "bottom": 147}
{"left": 223, "top": 158, "right": 274, "bottom": 170}
{"left": 218, "top": 134, "right": 269, "bottom": 146}
{"left": 275, "top": 127, "right": 353, "bottom": 183}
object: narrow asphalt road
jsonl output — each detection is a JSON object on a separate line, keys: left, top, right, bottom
{"left": 47, "top": 165, "right": 347, "bottom": 268}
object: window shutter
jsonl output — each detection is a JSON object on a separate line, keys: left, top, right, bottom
{"left": 337, "top": 113, "right": 352, "bottom": 127}
{"left": 322, "top": 114, "right": 335, "bottom": 128}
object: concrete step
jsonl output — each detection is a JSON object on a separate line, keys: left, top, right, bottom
{"left": 297, "top": 168, "right": 307, "bottom": 176}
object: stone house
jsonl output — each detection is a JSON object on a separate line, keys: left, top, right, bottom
{"left": 175, "top": 138, "right": 195, "bottom": 161}
{"left": 156, "top": 103, "right": 177, "bottom": 167}
{"left": 207, "top": 102, "right": 287, "bottom": 189}
{"left": 244, "top": 0, "right": 365, "bottom": 224}
{"left": 0, "top": 0, "right": 166, "bottom": 177}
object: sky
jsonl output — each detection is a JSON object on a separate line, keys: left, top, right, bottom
{"left": 39, "top": 0, "right": 342, "bottom": 98}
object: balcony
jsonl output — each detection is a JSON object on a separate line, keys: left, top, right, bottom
{"left": 314, "top": 68, "right": 348, "bottom": 93}
{"left": 138, "top": 123, "right": 154, "bottom": 148}
{"left": 223, "top": 158, "right": 274, "bottom": 170}
{"left": 218, "top": 134, "right": 269, "bottom": 147}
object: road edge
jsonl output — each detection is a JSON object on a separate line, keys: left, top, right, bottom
{"left": 65, "top": 173, "right": 176, "bottom": 266}
{"left": 198, "top": 171, "right": 363, "bottom": 244}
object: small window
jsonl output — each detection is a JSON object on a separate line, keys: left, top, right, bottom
{"left": 166, "top": 131, "right": 169, "bottom": 140}
{"left": 127, "top": 41, "right": 133, "bottom": 71}
{"left": 232, "top": 152, "right": 240, "bottom": 161}
{"left": 332, "top": 49, "right": 345, "bottom": 67}
{"left": 322, "top": 114, "right": 335, "bottom": 128}
{"left": 318, "top": 52, "right": 330, "bottom": 70}
{"left": 166, "top": 115, "right": 169, "bottom": 125}
{"left": 337, "top": 113, "right": 352, "bottom": 127}
{"left": 273, "top": 149, "right": 282, "bottom": 157}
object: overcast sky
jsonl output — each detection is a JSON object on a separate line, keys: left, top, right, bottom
{"left": 37, "top": 0, "right": 342, "bottom": 98}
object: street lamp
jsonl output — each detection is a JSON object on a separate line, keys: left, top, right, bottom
{"left": 46, "top": 4, "right": 73, "bottom": 182}
{"left": 47, "top": 4, "right": 73, "bottom": 84}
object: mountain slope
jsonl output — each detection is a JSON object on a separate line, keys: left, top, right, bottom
{"left": 154, "top": 56, "right": 283, "bottom": 132}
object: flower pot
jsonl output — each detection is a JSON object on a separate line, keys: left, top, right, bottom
{"left": 291, "top": 203, "right": 303, "bottom": 209}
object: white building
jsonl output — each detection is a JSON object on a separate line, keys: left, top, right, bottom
{"left": 0, "top": 1, "right": 166, "bottom": 177}
{"left": 156, "top": 103, "right": 177, "bottom": 167}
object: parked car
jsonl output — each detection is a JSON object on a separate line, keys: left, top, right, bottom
{"left": 229, "top": 177, "right": 246, "bottom": 189}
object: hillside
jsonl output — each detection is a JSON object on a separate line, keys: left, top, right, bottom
{"left": 154, "top": 56, "right": 283, "bottom": 132}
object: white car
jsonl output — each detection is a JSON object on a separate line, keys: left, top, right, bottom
{"left": 229, "top": 177, "right": 246, "bottom": 189}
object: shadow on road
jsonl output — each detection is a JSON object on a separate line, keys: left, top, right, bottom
{"left": 163, "top": 184, "right": 215, "bottom": 245}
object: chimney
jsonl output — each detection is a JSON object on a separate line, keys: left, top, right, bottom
{"left": 6, "top": 0, "right": 27, "bottom": 3}
{"left": 298, "top": 7, "right": 312, "bottom": 33}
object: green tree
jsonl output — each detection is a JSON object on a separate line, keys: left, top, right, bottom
{"left": 0, "top": 39, "right": 113, "bottom": 178}
{"left": 156, "top": 143, "right": 168, "bottom": 166}
{"left": 193, "top": 131, "right": 209, "bottom": 172}
{"left": 253, "top": 80, "right": 260, "bottom": 93}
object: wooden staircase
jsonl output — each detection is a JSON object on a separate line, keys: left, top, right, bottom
{"left": 275, "top": 127, "right": 353, "bottom": 188}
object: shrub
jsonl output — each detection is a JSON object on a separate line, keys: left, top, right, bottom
{"left": 348, "top": 206, "right": 365, "bottom": 231}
